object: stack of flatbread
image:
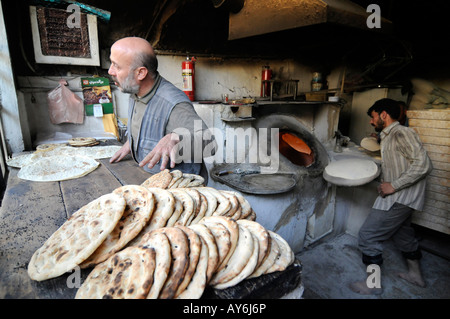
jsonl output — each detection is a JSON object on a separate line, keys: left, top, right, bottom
{"left": 7, "top": 142, "right": 122, "bottom": 182}
{"left": 27, "top": 172, "right": 295, "bottom": 299}
{"left": 68, "top": 137, "right": 99, "bottom": 147}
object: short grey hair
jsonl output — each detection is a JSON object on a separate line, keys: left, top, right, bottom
{"left": 131, "top": 51, "right": 158, "bottom": 79}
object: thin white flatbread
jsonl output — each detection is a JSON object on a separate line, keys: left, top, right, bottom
{"left": 183, "top": 173, "right": 205, "bottom": 187}
{"left": 6, "top": 152, "right": 35, "bottom": 168}
{"left": 18, "top": 155, "right": 99, "bottom": 182}
{"left": 200, "top": 223, "right": 230, "bottom": 270}
{"left": 28, "top": 193, "right": 126, "bottom": 281}
{"left": 144, "top": 188, "right": 175, "bottom": 230}
{"left": 361, "top": 136, "right": 381, "bottom": 152}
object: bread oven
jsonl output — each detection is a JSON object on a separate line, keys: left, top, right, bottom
{"left": 195, "top": 101, "right": 341, "bottom": 253}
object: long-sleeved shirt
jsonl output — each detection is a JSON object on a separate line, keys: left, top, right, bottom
{"left": 373, "top": 121, "right": 433, "bottom": 211}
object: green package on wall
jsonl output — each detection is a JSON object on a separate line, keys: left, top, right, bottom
{"left": 81, "top": 77, "right": 114, "bottom": 116}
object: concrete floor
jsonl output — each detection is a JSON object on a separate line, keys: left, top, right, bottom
{"left": 296, "top": 232, "right": 450, "bottom": 299}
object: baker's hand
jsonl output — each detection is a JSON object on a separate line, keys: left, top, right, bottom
{"left": 377, "top": 182, "right": 395, "bottom": 198}
{"left": 139, "top": 133, "right": 180, "bottom": 171}
{"left": 110, "top": 140, "right": 131, "bottom": 163}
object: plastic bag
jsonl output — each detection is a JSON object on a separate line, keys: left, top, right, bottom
{"left": 47, "top": 80, "right": 84, "bottom": 124}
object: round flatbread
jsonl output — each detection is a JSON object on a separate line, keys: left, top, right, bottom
{"left": 168, "top": 189, "right": 195, "bottom": 226}
{"left": 137, "top": 231, "right": 172, "bottom": 299}
{"left": 198, "top": 187, "right": 231, "bottom": 216}
{"left": 213, "top": 233, "right": 259, "bottom": 290}
{"left": 188, "top": 224, "right": 219, "bottom": 283}
{"left": 18, "top": 155, "right": 99, "bottom": 182}
{"left": 28, "top": 193, "right": 126, "bottom": 281}
{"left": 199, "top": 216, "right": 239, "bottom": 272}
{"left": 141, "top": 169, "right": 173, "bottom": 189}
{"left": 192, "top": 187, "right": 217, "bottom": 218}
{"left": 248, "top": 232, "right": 280, "bottom": 279}
{"left": 223, "top": 190, "right": 253, "bottom": 219}
{"left": 219, "top": 191, "right": 239, "bottom": 218}
{"left": 167, "top": 170, "right": 183, "bottom": 188}
{"left": 75, "top": 246, "right": 156, "bottom": 299}
{"left": 190, "top": 193, "right": 208, "bottom": 224}
{"left": 361, "top": 136, "right": 381, "bottom": 152}
{"left": 265, "top": 230, "right": 294, "bottom": 273}
{"left": 237, "top": 219, "right": 271, "bottom": 269}
{"left": 143, "top": 188, "right": 176, "bottom": 230}
{"left": 200, "top": 222, "right": 230, "bottom": 269}
{"left": 153, "top": 227, "right": 189, "bottom": 299}
{"left": 176, "top": 236, "right": 208, "bottom": 299}
{"left": 68, "top": 137, "right": 98, "bottom": 147}
{"left": 80, "top": 185, "right": 155, "bottom": 268}
{"left": 209, "top": 225, "right": 254, "bottom": 287}
{"left": 174, "top": 226, "right": 202, "bottom": 298}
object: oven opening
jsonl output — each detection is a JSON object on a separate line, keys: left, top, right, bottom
{"left": 278, "top": 131, "right": 315, "bottom": 167}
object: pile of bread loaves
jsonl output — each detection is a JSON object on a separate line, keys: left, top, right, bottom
{"left": 27, "top": 169, "right": 295, "bottom": 299}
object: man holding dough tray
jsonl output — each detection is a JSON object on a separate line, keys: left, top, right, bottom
{"left": 350, "top": 98, "right": 432, "bottom": 295}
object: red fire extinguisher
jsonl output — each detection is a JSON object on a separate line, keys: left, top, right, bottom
{"left": 182, "top": 55, "right": 196, "bottom": 101}
{"left": 261, "top": 65, "right": 272, "bottom": 98}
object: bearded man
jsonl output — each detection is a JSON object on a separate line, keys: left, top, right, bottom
{"left": 350, "top": 98, "right": 433, "bottom": 295}
{"left": 107, "top": 37, "right": 213, "bottom": 176}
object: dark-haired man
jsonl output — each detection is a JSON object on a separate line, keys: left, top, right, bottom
{"left": 350, "top": 98, "right": 432, "bottom": 295}
{"left": 108, "top": 36, "right": 213, "bottom": 175}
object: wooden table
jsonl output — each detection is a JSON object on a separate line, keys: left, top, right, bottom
{"left": 0, "top": 151, "right": 303, "bottom": 300}
{"left": 0, "top": 155, "right": 152, "bottom": 299}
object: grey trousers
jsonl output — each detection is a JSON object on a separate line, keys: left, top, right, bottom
{"left": 358, "top": 202, "right": 421, "bottom": 265}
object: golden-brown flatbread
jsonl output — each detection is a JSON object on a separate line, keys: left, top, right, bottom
{"left": 199, "top": 216, "right": 239, "bottom": 272}
{"left": 28, "top": 193, "right": 126, "bottom": 281}
{"left": 188, "top": 224, "right": 219, "bottom": 283}
{"left": 213, "top": 232, "right": 259, "bottom": 290}
{"left": 167, "top": 170, "right": 182, "bottom": 188}
{"left": 265, "top": 230, "right": 295, "bottom": 273}
{"left": 173, "top": 226, "right": 201, "bottom": 298}
{"left": 209, "top": 224, "right": 254, "bottom": 286}
{"left": 176, "top": 236, "right": 208, "bottom": 299}
{"left": 153, "top": 227, "right": 189, "bottom": 299}
{"left": 137, "top": 231, "right": 172, "bottom": 299}
{"left": 237, "top": 219, "right": 271, "bottom": 269}
{"left": 141, "top": 169, "right": 173, "bottom": 189}
{"left": 81, "top": 185, "right": 155, "bottom": 268}
{"left": 75, "top": 246, "right": 156, "bottom": 299}
{"left": 168, "top": 189, "right": 195, "bottom": 226}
